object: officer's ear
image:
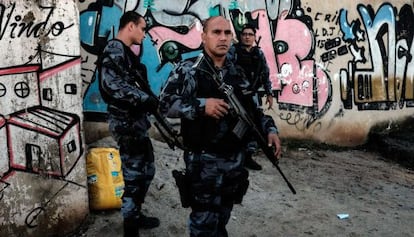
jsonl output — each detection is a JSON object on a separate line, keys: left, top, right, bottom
{"left": 127, "top": 21, "right": 136, "bottom": 32}
{"left": 201, "top": 32, "right": 206, "bottom": 45}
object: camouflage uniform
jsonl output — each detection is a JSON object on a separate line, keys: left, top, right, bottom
{"left": 100, "top": 39, "right": 156, "bottom": 221}
{"left": 228, "top": 44, "right": 273, "bottom": 156}
{"left": 228, "top": 44, "right": 272, "bottom": 102}
{"left": 160, "top": 52, "right": 278, "bottom": 237}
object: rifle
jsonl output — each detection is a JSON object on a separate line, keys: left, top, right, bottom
{"left": 194, "top": 53, "right": 296, "bottom": 194}
{"left": 102, "top": 55, "right": 185, "bottom": 151}
{"left": 129, "top": 68, "right": 185, "bottom": 151}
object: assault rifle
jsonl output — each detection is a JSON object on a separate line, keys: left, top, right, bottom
{"left": 128, "top": 68, "right": 185, "bottom": 151}
{"left": 101, "top": 56, "right": 185, "bottom": 151}
{"left": 194, "top": 53, "right": 296, "bottom": 194}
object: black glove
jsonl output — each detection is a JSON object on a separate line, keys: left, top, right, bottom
{"left": 143, "top": 95, "right": 159, "bottom": 113}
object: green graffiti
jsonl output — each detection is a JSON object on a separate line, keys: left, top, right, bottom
{"left": 144, "top": 0, "right": 156, "bottom": 11}
{"left": 209, "top": 5, "right": 221, "bottom": 17}
{"left": 229, "top": 0, "right": 239, "bottom": 10}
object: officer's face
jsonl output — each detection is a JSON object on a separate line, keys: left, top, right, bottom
{"left": 240, "top": 29, "right": 255, "bottom": 47}
{"left": 132, "top": 18, "right": 146, "bottom": 45}
{"left": 202, "top": 17, "right": 233, "bottom": 58}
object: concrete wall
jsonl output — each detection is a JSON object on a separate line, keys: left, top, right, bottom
{"left": 0, "top": 1, "right": 88, "bottom": 236}
{"left": 81, "top": 0, "right": 414, "bottom": 147}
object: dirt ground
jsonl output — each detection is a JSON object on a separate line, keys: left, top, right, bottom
{"left": 74, "top": 136, "right": 414, "bottom": 237}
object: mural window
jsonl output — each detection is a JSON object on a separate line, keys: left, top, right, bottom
{"left": 43, "top": 88, "right": 53, "bottom": 101}
{"left": 25, "top": 143, "right": 41, "bottom": 171}
{"left": 0, "top": 83, "right": 6, "bottom": 97}
{"left": 14, "top": 81, "right": 30, "bottom": 98}
{"left": 67, "top": 140, "right": 76, "bottom": 153}
{"left": 64, "top": 84, "right": 77, "bottom": 94}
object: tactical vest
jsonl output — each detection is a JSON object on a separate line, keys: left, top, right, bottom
{"left": 180, "top": 57, "right": 257, "bottom": 153}
{"left": 235, "top": 45, "right": 262, "bottom": 89}
{"left": 97, "top": 39, "right": 147, "bottom": 111}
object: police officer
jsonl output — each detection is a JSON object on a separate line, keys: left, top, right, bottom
{"left": 228, "top": 24, "right": 274, "bottom": 170}
{"left": 99, "top": 11, "right": 159, "bottom": 237}
{"left": 160, "top": 16, "right": 282, "bottom": 237}
{"left": 229, "top": 24, "right": 273, "bottom": 108}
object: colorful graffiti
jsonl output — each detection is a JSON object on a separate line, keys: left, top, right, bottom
{"left": 80, "top": 0, "right": 414, "bottom": 140}
{"left": 339, "top": 3, "right": 414, "bottom": 110}
{"left": 80, "top": 0, "right": 333, "bottom": 127}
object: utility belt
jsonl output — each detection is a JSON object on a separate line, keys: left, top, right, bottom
{"left": 107, "top": 105, "right": 129, "bottom": 117}
{"left": 107, "top": 105, "right": 148, "bottom": 118}
{"left": 186, "top": 148, "right": 237, "bottom": 156}
{"left": 118, "top": 135, "right": 152, "bottom": 156}
{"left": 184, "top": 139, "right": 245, "bottom": 155}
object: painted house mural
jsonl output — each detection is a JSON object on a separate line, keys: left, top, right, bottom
{"left": 6, "top": 106, "right": 82, "bottom": 178}
{"left": 0, "top": 1, "right": 87, "bottom": 236}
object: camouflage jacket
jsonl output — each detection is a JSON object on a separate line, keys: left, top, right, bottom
{"left": 99, "top": 39, "right": 152, "bottom": 134}
{"left": 160, "top": 51, "right": 278, "bottom": 152}
{"left": 228, "top": 44, "right": 272, "bottom": 96}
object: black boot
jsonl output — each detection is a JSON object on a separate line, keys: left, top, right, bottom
{"left": 124, "top": 218, "right": 139, "bottom": 237}
{"left": 137, "top": 213, "right": 160, "bottom": 229}
{"left": 245, "top": 153, "right": 262, "bottom": 170}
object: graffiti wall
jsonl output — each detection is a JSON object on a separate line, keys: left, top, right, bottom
{"left": 0, "top": 1, "right": 88, "bottom": 236}
{"left": 80, "top": 0, "right": 414, "bottom": 146}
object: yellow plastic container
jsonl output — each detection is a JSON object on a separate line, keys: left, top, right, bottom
{"left": 86, "top": 147, "right": 124, "bottom": 210}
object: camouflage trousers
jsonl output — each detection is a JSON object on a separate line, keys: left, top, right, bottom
{"left": 184, "top": 150, "right": 249, "bottom": 237}
{"left": 108, "top": 114, "right": 155, "bottom": 219}
{"left": 116, "top": 135, "right": 155, "bottom": 219}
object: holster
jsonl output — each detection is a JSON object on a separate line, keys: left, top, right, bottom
{"left": 172, "top": 170, "right": 192, "bottom": 208}
{"left": 223, "top": 168, "right": 250, "bottom": 204}
{"left": 233, "top": 178, "right": 249, "bottom": 204}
